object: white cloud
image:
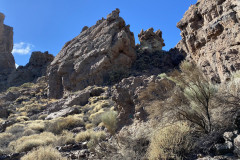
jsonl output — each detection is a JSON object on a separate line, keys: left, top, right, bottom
{"left": 15, "top": 64, "right": 19, "bottom": 68}
{"left": 12, "top": 42, "right": 34, "bottom": 55}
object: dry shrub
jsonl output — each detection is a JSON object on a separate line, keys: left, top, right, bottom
{"left": 21, "top": 146, "right": 66, "bottom": 160}
{"left": 9, "top": 132, "right": 57, "bottom": 152}
{"left": 147, "top": 122, "right": 193, "bottom": 160}
{"left": 47, "top": 115, "right": 83, "bottom": 134}
{"left": 101, "top": 110, "right": 118, "bottom": 135}
{"left": 85, "top": 123, "right": 95, "bottom": 129}
{"left": 75, "top": 130, "right": 106, "bottom": 143}
{"left": 55, "top": 130, "right": 74, "bottom": 146}
{"left": 0, "top": 133, "right": 15, "bottom": 153}
{"left": 27, "top": 121, "right": 45, "bottom": 132}
{"left": 6, "top": 123, "right": 25, "bottom": 138}
{"left": 20, "top": 82, "right": 35, "bottom": 88}
{"left": 138, "top": 78, "right": 175, "bottom": 102}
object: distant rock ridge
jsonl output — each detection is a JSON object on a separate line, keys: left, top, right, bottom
{"left": 7, "top": 51, "right": 54, "bottom": 87}
{"left": 176, "top": 0, "right": 240, "bottom": 82}
{"left": 47, "top": 8, "right": 136, "bottom": 98}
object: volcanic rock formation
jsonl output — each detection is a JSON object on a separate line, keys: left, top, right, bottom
{"left": 0, "top": 13, "right": 15, "bottom": 75}
{"left": 7, "top": 51, "right": 54, "bottom": 87}
{"left": 176, "top": 0, "right": 240, "bottom": 82}
{"left": 0, "top": 13, "right": 15, "bottom": 91}
{"left": 47, "top": 9, "right": 136, "bottom": 98}
{"left": 138, "top": 28, "right": 165, "bottom": 53}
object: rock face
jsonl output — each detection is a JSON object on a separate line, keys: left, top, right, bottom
{"left": 138, "top": 28, "right": 165, "bottom": 53}
{"left": 47, "top": 9, "right": 136, "bottom": 98}
{"left": 7, "top": 51, "right": 54, "bottom": 87}
{"left": 0, "top": 13, "right": 15, "bottom": 75}
{"left": 176, "top": 0, "right": 240, "bottom": 82}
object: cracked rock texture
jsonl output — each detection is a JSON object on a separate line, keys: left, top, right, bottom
{"left": 176, "top": 0, "right": 240, "bottom": 82}
{"left": 0, "top": 13, "right": 15, "bottom": 92}
{"left": 47, "top": 9, "right": 136, "bottom": 99}
{"left": 138, "top": 28, "right": 165, "bottom": 53}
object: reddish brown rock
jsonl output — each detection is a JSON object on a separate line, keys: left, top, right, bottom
{"left": 176, "top": 0, "right": 240, "bottom": 82}
{"left": 47, "top": 9, "right": 136, "bottom": 98}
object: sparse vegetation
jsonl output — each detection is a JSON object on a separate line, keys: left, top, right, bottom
{"left": 147, "top": 122, "right": 193, "bottom": 160}
{"left": 47, "top": 115, "right": 84, "bottom": 134}
{"left": 21, "top": 146, "right": 67, "bottom": 160}
{"left": 9, "top": 132, "right": 57, "bottom": 152}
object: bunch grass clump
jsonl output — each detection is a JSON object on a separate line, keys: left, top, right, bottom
{"left": 21, "top": 146, "right": 67, "bottom": 160}
{"left": 147, "top": 122, "right": 193, "bottom": 160}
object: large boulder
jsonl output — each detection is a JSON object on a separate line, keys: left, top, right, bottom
{"left": 176, "top": 0, "right": 240, "bottom": 82}
{"left": 0, "top": 12, "right": 15, "bottom": 75}
{"left": 47, "top": 9, "right": 136, "bottom": 98}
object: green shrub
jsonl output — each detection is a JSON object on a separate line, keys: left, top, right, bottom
{"left": 101, "top": 110, "right": 118, "bottom": 135}
{"left": 169, "top": 61, "right": 217, "bottom": 133}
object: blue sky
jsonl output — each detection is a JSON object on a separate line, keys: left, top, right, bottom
{"left": 0, "top": 0, "right": 197, "bottom": 66}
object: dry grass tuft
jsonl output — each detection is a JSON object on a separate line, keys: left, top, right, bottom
{"left": 9, "top": 132, "right": 57, "bottom": 152}
{"left": 21, "top": 145, "right": 67, "bottom": 160}
{"left": 147, "top": 122, "right": 193, "bottom": 160}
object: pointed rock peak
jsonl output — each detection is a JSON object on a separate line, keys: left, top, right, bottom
{"left": 138, "top": 28, "right": 165, "bottom": 53}
{"left": 107, "top": 8, "right": 120, "bottom": 22}
{"left": 0, "top": 13, "right": 5, "bottom": 24}
{"left": 47, "top": 8, "right": 136, "bottom": 99}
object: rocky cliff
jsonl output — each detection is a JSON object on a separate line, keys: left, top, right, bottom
{"left": 176, "top": 0, "right": 240, "bottom": 82}
{"left": 47, "top": 9, "right": 136, "bottom": 99}
{"left": 0, "top": 13, "right": 15, "bottom": 75}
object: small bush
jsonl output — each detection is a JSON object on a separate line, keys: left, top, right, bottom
{"left": 47, "top": 115, "right": 83, "bottom": 134}
{"left": 56, "top": 130, "right": 74, "bottom": 146}
{"left": 21, "top": 146, "right": 66, "bottom": 160}
{"left": 6, "top": 124, "right": 25, "bottom": 137}
{"left": 101, "top": 110, "right": 118, "bottom": 135}
{"left": 27, "top": 121, "right": 45, "bottom": 132}
{"left": 147, "top": 122, "right": 193, "bottom": 160}
{"left": 20, "top": 83, "right": 35, "bottom": 88}
{"left": 7, "top": 86, "right": 20, "bottom": 92}
{"left": 75, "top": 130, "right": 106, "bottom": 143}
{"left": 0, "top": 133, "right": 15, "bottom": 153}
{"left": 75, "top": 130, "right": 92, "bottom": 142}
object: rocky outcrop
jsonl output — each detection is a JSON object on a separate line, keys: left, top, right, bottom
{"left": 0, "top": 13, "right": 15, "bottom": 75}
{"left": 7, "top": 51, "right": 54, "bottom": 87}
{"left": 47, "top": 9, "right": 136, "bottom": 99}
{"left": 0, "top": 13, "right": 15, "bottom": 92}
{"left": 138, "top": 28, "right": 165, "bottom": 53}
{"left": 176, "top": 0, "right": 240, "bottom": 82}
